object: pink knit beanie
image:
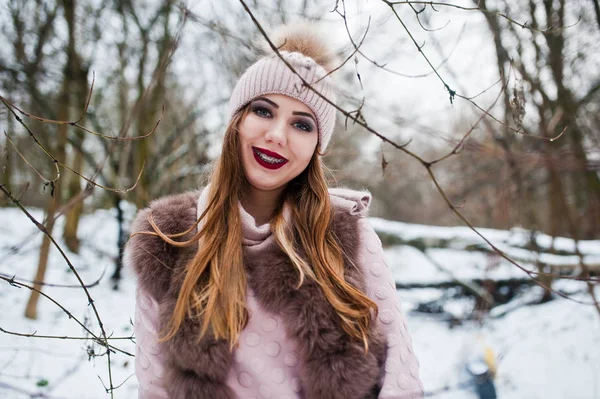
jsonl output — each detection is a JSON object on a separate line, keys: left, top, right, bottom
{"left": 228, "top": 24, "right": 337, "bottom": 151}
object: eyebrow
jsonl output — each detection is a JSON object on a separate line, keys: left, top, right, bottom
{"left": 292, "top": 111, "right": 316, "bottom": 124}
{"left": 254, "top": 97, "right": 316, "bottom": 124}
{"left": 254, "top": 97, "right": 279, "bottom": 108}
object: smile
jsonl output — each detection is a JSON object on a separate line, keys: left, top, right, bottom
{"left": 252, "top": 147, "right": 288, "bottom": 170}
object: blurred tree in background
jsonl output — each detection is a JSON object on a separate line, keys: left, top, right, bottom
{"left": 0, "top": 3, "right": 598, "bottom": 397}
{"left": 0, "top": 0, "right": 598, "bottom": 316}
{"left": 0, "top": 0, "right": 332, "bottom": 314}
{"left": 340, "top": 0, "right": 600, "bottom": 243}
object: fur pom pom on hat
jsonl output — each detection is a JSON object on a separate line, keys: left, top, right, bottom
{"left": 264, "top": 24, "right": 338, "bottom": 72}
{"left": 228, "top": 22, "right": 337, "bottom": 151}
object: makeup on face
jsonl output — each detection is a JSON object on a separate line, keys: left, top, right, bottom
{"left": 250, "top": 98, "right": 316, "bottom": 133}
{"left": 252, "top": 146, "right": 288, "bottom": 170}
{"left": 237, "top": 93, "right": 319, "bottom": 195}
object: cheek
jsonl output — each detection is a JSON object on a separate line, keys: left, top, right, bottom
{"left": 237, "top": 122, "right": 250, "bottom": 143}
{"left": 294, "top": 135, "right": 318, "bottom": 166}
{"left": 238, "top": 116, "right": 265, "bottom": 143}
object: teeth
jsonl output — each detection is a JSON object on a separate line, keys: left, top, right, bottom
{"left": 255, "top": 149, "right": 285, "bottom": 164}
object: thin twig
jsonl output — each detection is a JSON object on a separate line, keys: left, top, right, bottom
{"left": 1, "top": 97, "right": 146, "bottom": 193}
{"left": 313, "top": 15, "right": 372, "bottom": 85}
{"left": 458, "top": 93, "right": 567, "bottom": 141}
{"left": 335, "top": 1, "right": 458, "bottom": 79}
{"left": 239, "top": 0, "right": 415, "bottom": 154}
{"left": 389, "top": 1, "right": 581, "bottom": 33}
{"left": 3, "top": 131, "right": 60, "bottom": 184}
{"left": 0, "top": 93, "right": 164, "bottom": 141}
{"left": 376, "top": 0, "right": 568, "bottom": 141}
{"left": 237, "top": 0, "right": 600, "bottom": 305}
{"left": 0, "top": 274, "right": 133, "bottom": 356}
{"left": 0, "top": 185, "right": 118, "bottom": 396}
{"left": 406, "top": 1, "right": 451, "bottom": 32}
{"left": 0, "top": 327, "right": 135, "bottom": 343}
{"left": 423, "top": 167, "right": 597, "bottom": 305}
{"left": 0, "top": 269, "right": 105, "bottom": 289}
{"left": 430, "top": 64, "right": 511, "bottom": 165}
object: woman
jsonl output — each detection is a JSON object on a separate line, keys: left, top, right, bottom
{"left": 126, "top": 24, "right": 423, "bottom": 399}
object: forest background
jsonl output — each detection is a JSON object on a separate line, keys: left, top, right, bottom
{"left": 0, "top": 0, "right": 599, "bottom": 397}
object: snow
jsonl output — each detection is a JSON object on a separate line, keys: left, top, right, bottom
{"left": 1, "top": 205, "right": 599, "bottom": 398}
{"left": 0, "top": 206, "right": 138, "bottom": 398}
{"left": 371, "top": 218, "right": 600, "bottom": 257}
{"left": 412, "top": 293, "right": 600, "bottom": 399}
{"left": 374, "top": 217, "right": 600, "bottom": 287}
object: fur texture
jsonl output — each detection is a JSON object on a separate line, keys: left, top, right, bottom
{"left": 126, "top": 191, "right": 200, "bottom": 302}
{"left": 268, "top": 22, "right": 337, "bottom": 72}
{"left": 127, "top": 191, "right": 236, "bottom": 399}
{"left": 127, "top": 191, "right": 385, "bottom": 398}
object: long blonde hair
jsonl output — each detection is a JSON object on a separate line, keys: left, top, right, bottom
{"left": 146, "top": 106, "right": 378, "bottom": 350}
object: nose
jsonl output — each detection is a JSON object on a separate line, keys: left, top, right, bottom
{"left": 264, "top": 118, "right": 287, "bottom": 147}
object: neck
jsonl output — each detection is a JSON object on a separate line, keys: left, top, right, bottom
{"left": 241, "top": 185, "right": 285, "bottom": 226}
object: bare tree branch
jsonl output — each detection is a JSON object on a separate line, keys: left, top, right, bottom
{"left": 390, "top": 1, "right": 581, "bottom": 33}
{"left": 237, "top": 0, "right": 600, "bottom": 308}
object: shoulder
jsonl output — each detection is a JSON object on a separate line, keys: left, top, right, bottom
{"left": 328, "top": 189, "right": 385, "bottom": 295}
{"left": 125, "top": 190, "right": 202, "bottom": 300}
{"left": 328, "top": 187, "right": 373, "bottom": 257}
{"left": 130, "top": 190, "right": 201, "bottom": 237}
{"left": 328, "top": 187, "right": 382, "bottom": 256}
{"left": 328, "top": 187, "right": 372, "bottom": 217}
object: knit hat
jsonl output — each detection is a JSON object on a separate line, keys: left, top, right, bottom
{"left": 228, "top": 24, "right": 337, "bottom": 151}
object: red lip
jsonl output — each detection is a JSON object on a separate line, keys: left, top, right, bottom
{"left": 254, "top": 147, "right": 286, "bottom": 159}
{"left": 252, "top": 147, "right": 288, "bottom": 170}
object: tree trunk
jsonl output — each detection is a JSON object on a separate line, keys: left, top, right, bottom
{"left": 0, "top": 115, "right": 14, "bottom": 207}
{"left": 133, "top": 2, "right": 172, "bottom": 208}
{"left": 63, "top": 136, "right": 84, "bottom": 253}
{"left": 133, "top": 33, "right": 150, "bottom": 209}
{"left": 593, "top": 0, "right": 600, "bottom": 32}
{"left": 62, "top": 0, "right": 87, "bottom": 253}
{"left": 25, "top": 0, "right": 74, "bottom": 319}
{"left": 567, "top": 124, "right": 600, "bottom": 238}
{"left": 110, "top": 195, "right": 127, "bottom": 290}
{"left": 112, "top": 27, "right": 131, "bottom": 288}
{"left": 134, "top": 128, "right": 150, "bottom": 208}
{"left": 478, "top": 0, "right": 540, "bottom": 231}
{"left": 24, "top": 83, "right": 68, "bottom": 319}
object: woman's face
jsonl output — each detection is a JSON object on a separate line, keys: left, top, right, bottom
{"left": 238, "top": 94, "right": 318, "bottom": 194}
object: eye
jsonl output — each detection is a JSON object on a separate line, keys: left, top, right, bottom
{"left": 251, "top": 106, "right": 272, "bottom": 118}
{"left": 293, "top": 120, "right": 313, "bottom": 132}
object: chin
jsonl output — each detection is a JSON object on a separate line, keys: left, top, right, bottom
{"left": 246, "top": 176, "right": 287, "bottom": 193}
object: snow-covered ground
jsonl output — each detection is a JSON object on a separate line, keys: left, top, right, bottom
{"left": 372, "top": 217, "right": 600, "bottom": 285}
{"left": 0, "top": 206, "right": 599, "bottom": 398}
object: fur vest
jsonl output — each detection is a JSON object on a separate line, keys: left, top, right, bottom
{"left": 127, "top": 190, "right": 386, "bottom": 398}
